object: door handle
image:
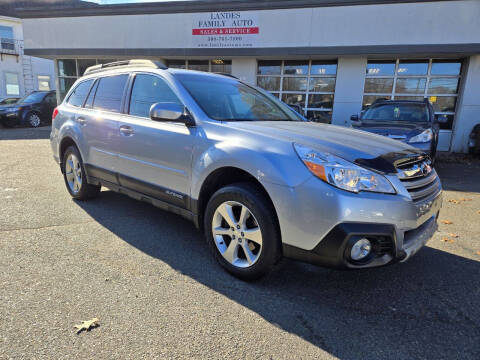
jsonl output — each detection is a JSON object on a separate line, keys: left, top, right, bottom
{"left": 77, "top": 117, "right": 87, "bottom": 126}
{"left": 119, "top": 125, "right": 134, "bottom": 136}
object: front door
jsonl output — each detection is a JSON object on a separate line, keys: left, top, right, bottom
{"left": 115, "top": 73, "right": 195, "bottom": 208}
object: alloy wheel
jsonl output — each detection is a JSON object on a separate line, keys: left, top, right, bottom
{"left": 65, "top": 153, "right": 82, "bottom": 194}
{"left": 29, "top": 113, "right": 41, "bottom": 127}
{"left": 211, "top": 201, "right": 263, "bottom": 268}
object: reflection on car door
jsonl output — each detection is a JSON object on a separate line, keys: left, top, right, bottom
{"left": 115, "top": 73, "right": 195, "bottom": 208}
{"left": 79, "top": 74, "right": 129, "bottom": 182}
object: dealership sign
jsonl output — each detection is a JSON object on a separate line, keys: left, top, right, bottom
{"left": 192, "top": 12, "right": 259, "bottom": 48}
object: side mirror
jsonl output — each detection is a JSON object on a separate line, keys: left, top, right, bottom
{"left": 350, "top": 114, "right": 360, "bottom": 122}
{"left": 149, "top": 102, "right": 195, "bottom": 127}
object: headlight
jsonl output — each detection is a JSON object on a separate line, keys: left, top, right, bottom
{"left": 293, "top": 143, "right": 396, "bottom": 194}
{"left": 408, "top": 129, "right": 433, "bottom": 143}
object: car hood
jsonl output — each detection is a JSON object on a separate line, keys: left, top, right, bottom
{"left": 224, "top": 121, "right": 425, "bottom": 174}
{"left": 352, "top": 121, "right": 429, "bottom": 140}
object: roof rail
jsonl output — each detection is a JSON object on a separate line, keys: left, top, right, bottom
{"left": 83, "top": 59, "right": 168, "bottom": 76}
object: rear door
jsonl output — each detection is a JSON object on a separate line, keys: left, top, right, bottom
{"left": 43, "top": 92, "right": 57, "bottom": 121}
{"left": 75, "top": 74, "right": 129, "bottom": 182}
{"left": 115, "top": 72, "right": 195, "bottom": 207}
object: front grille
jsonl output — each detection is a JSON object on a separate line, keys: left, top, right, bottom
{"left": 396, "top": 157, "right": 441, "bottom": 202}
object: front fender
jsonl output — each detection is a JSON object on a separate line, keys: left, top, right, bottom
{"left": 190, "top": 140, "right": 312, "bottom": 200}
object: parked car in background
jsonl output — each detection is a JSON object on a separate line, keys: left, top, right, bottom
{"left": 1, "top": 90, "right": 57, "bottom": 128}
{"left": 468, "top": 124, "right": 480, "bottom": 156}
{"left": 350, "top": 99, "right": 446, "bottom": 161}
{"left": 0, "top": 97, "right": 20, "bottom": 105}
{"left": 51, "top": 60, "right": 442, "bottom": 280}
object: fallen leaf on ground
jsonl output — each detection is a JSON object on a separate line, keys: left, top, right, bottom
{"left": 74, "top": 318, "right": 99, "bottom": 334}
{"left": 441, "top": 220, "right": 453, "bottom": 224}
{"left": 476, "top": 251, "right": 480, "bottom": 256}
{"left": 441, "top": 237, "right": 456, "bottom": 243}
{"left": 448, "top": 198, "right": 472, "bottom": 204}
{"left": 449, "top": 233, "right": 459, "bottom": 238}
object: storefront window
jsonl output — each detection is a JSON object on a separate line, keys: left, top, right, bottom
{"left": 257, "top": 60, "right": 337, "bottom": 123}
{"left": 363, "top": 59, "right": 463, "bottom": 130}
{"left": 166, "top": 59, "right": 231, "bottom": 73}
{"left": 5, "top": 72, "right": 19, "bottom": 96}
{"left": 188, "top": 60, "right": 209, "bottom": 72}
{"left": 37, "top": 75, "right": 50, "bottom": 91}
{"left": 77, "top": 59, "right": 97, "bottom": 77}
{"left": 210, "top": 59, "right": 231, "bottom": 73}
{"left": 56, "top": 58, "right": 121, "bottom": 101}
{"left": 397, "top": 60, "right": 428, "bottom": 75}
{"left": 366, "top": 61, "right": 395, "bottom": 76}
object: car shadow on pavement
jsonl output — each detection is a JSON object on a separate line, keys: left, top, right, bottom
{"left": 435, "top": 157, "right": 480, "bottom": 193}
{"left": 0, "top": 126, "right": 51, "bottom": 140}
{"left": 76, "top": 190, "right": 480, "bottom": 359}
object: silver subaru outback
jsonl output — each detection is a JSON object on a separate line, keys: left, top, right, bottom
{"left": 50, "top": 60, "right": 442, "bottom": 280}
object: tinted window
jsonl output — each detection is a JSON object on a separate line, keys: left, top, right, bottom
{"left": 93, "top": 75, "right": 128, "bottom": 112}
{"left": 18, "top": 92, "right": 46, "bottom": 104}
{"left": 45, "top": 93, "right": 57, "bottom": 106}
{"left": 84, "top": 80, "right": 98, "bottom": 108}
{"left": 129, "top": 74, "right": 181, "bottom": 118}
{"left": 67, "top": 80, "right": 93, "bottom": 107}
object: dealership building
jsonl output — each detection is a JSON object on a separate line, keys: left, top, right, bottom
{"left": 15, "top": 0, "right": 480, "bottom": 152}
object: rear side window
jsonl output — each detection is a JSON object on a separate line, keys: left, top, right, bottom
{"left": 93, "top": 74, "right": 128, "bottom": 113}
{"left": 67, "top": 80, "right": 93, "bottom": 107}
{"left": 129, "top": 74, "right": 181, "bottom": 118}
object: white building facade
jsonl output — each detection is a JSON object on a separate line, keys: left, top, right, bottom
{"left": 18, "top": 0, "right": 480, "bottom": 152}
{"left": 0, "top": 16, "right": 55, "bottom": 99}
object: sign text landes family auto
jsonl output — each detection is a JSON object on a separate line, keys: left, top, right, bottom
{"left": 192, "top": 11, "right": 259, "bottom": 48}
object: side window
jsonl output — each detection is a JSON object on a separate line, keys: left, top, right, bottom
{"left": 45, "top": 93, "right": 57, "bottom": 106}
{"left": 129, "top": 74, "right": 181, "bottom": 118}
{"left": 84, "top": 80, "right": 98, "bottom": 108}
{"left": 93, "top": 74, "right": 128, "bottom": 113}
{"left": 67, "top": 80, "right": 93, "bottom": 107}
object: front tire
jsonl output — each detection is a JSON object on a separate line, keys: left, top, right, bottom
{"left": 62, "top": 145, "right": 101, "bottom": 200}
{"left": 204, "top": 183, "right": 281, "bottom": 281}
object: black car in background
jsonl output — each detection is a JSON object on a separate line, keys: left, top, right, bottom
{"left": 0, "top": 90, "right": 57, "bottom": 128}
{"left": 350, "top": 99, "right": 446, "bottom": 161}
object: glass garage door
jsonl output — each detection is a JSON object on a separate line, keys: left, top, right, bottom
{"left": 256, "top": 60, "right": 337, "bottom": 124}
{"left": 363, "top": 59, "right": 463, "bottom": 151}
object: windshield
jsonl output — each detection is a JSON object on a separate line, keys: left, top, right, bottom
{"left": 362, "top": 103, "right": 429, "bottom": 122}
{"left": 0, "top": 98, "right": 18, "bottom": 105}
{"left": 18, "top": 92, "right": 47, "bottom": 104}
{"left": 176, "top": 73, "right": 302, "bottom": 121}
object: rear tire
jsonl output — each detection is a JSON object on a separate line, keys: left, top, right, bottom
{"left": 62, "top": 145, "right": 100, "bottom": 200}
{"left": 27, "top": 112, "right": 42, "bottom": 128}
{"left": 204, "top": 182, "right": 281, "bottom": 281}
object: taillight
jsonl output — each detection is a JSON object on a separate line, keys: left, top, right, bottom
{"left": 52, "top": 107, "right": 59, "bottom": 121}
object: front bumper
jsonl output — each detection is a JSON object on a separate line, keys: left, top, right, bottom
{"left": 266, "top": 173, "right": 442, "bottom": 269}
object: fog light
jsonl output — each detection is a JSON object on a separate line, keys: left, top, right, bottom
{"left": 350, "top": 238, "right": 372, "bottom": 261}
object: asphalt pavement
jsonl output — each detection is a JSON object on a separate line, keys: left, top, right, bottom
{"left": 1, "top": 126, "right": 479, "bottom": 359}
